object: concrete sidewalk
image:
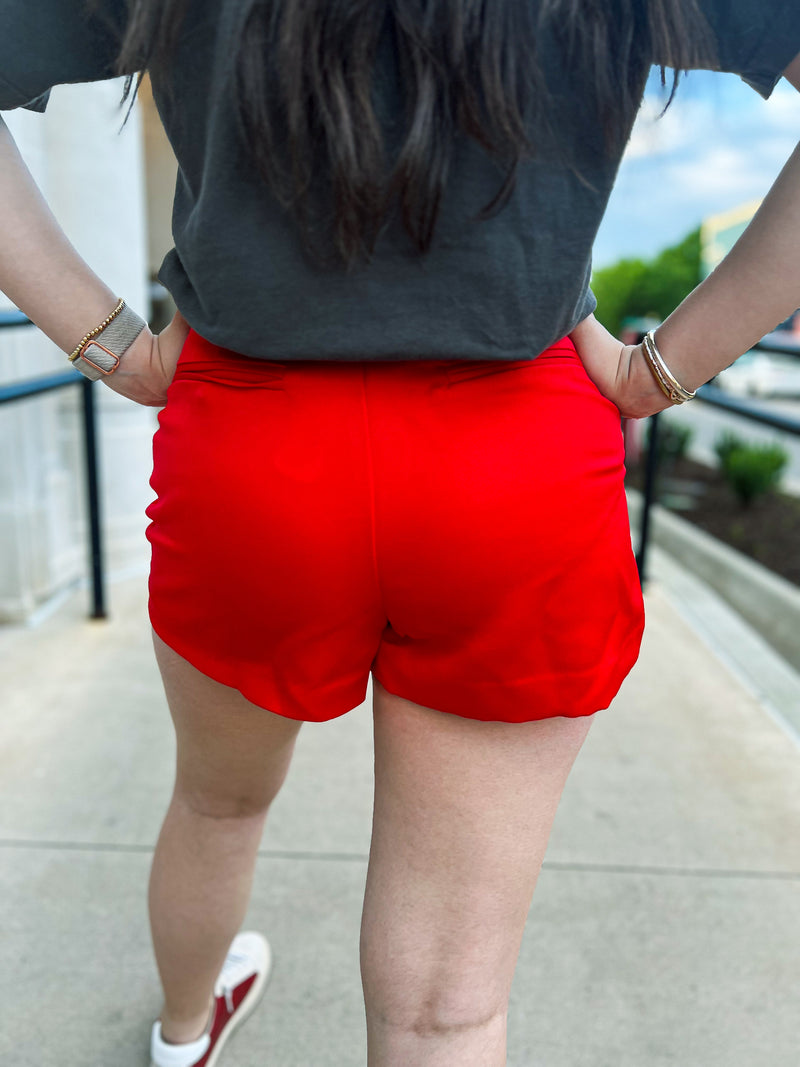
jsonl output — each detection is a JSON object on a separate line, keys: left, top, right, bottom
{"left": 0, "top": 563, "right": 798, "bottom": 1066}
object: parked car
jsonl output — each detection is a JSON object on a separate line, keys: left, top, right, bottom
{"left": 715, "top": 349, "right": 800, "bottom": 398}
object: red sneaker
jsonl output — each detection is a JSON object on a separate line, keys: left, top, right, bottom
{"left": 150, "top": 931, "right": 272, "bottom": 1067}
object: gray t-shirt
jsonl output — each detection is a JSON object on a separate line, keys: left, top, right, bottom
{"left": 2, "top": 1, "right": 800, "bottom": 362}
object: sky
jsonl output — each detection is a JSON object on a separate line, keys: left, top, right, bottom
{"left": 592, "top": 66, "right": 800, "bottom": 270}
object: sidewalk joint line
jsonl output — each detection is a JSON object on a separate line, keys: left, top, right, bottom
{"left": 0, "top": 838, "right": 797, "bottom": 880}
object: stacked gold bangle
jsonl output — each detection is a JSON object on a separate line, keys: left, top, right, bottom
{"left": 67, "top": 298, "right": 125, "bottom": 363}
{"left": 641, "top": 329, "right": 696, "bottom": 404}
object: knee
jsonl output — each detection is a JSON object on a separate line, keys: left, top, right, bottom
{"left": 362, "top": 965, "right": 509, "bottom": 1039}
{"left": 174, "top": 786, "right": 275, "bottom": 821}
{"left": 383, "top": 1002, "right": 506, "bottom": 1039}
{"left": 364, "top": 993, "right": 508, "bottom": 1053}
{"left": 173, "top": 750, "right": 293, "bottom": 820}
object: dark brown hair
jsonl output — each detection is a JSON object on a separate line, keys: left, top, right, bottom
{"left": 101, "top": 0, "right": 718, "bottom": 271}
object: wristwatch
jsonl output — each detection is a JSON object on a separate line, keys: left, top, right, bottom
{"left": 69, "top": 303, "right": 148, "bottom": 381}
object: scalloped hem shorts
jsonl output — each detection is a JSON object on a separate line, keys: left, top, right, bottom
{"left": 145, "top": 328, "right": 645, "bottom": 724}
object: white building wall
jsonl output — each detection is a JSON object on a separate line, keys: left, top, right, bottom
{"left": 0, "top": 80, "right": 157, "bottom": 622}
{"left": 139, "top": 76, "right": 179, "bottom": 280}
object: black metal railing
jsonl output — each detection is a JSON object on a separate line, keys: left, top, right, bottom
{"left": 4, "top": 309, "right": 800, "bottom": 604}
{"left": 0, "top": 310, "right": 106, "bottom": 618}
{"left": 634, "top": 336, "right": 800, "bottom": 584}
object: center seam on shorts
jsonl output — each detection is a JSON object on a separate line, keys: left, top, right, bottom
{"left": 358, "top": 365, "right": 388, "bottom": 623}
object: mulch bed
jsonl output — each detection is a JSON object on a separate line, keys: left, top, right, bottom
{"left": 624, "top": 454, "right": 800, "bottom": 587}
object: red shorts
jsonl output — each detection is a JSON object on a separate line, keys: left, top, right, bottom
{"left": 145, "top": 329, "right": 645, "bottom": 723}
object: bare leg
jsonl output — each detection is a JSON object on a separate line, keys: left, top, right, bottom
{"left": 360, "top": 677, "right": 594, "bottom": 1066}
{"left": 148, "top": 628, "right": 303, "bottom": 1043}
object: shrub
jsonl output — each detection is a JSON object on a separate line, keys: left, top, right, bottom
{"left": 662, "top": 421, "right": 694, "bottom": 462}
{"left": 713, "top": 429, "right": 747, "bottom": 470}
{"left": 645, "top": 419, "right": 694, "bottom": 465}
{"left": 720, "top": 442, "right": 789, "bottom": 507}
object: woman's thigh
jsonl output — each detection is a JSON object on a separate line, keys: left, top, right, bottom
{"left": 152, "top": 628, "right": 303, "bottom": 817}
{"left": 360, "top": 677, "right": 594, "bottom": 1029}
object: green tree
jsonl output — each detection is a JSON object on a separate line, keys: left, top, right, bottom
{"left": 590, "top": 257, "right": 649, "bottom": 337}
{"left": 591, "top": 226, "right": 702, "bottom": 336}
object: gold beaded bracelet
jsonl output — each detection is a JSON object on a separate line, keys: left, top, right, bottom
{"left": 67, "top": 298, "right": 125, "bottom": 363}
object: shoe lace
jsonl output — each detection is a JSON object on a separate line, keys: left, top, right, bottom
{"left": 216, "top": 949, "right": 249, "bottom": 1015}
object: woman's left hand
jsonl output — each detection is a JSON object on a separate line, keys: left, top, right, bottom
{"left": 100, "top": 309, "right": 191, "bottom": 407}
{"left": 569, "top": 313, "right": 675, "bottom": 420}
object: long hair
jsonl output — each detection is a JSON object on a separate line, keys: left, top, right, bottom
{"left": 100, "top": 1, "right": 718, "bottom": 271}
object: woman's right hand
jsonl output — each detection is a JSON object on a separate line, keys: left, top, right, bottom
{"left": 99, "top": 309, "right": 191, "bottom": 407}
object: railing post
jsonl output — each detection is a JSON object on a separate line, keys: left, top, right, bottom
{"left": 80, "top": 377, "right": 107, "bottom": 619}
{"left": 635, "top": 410, "right": 660, "bottom": 586}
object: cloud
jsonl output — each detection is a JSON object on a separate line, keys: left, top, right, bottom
{"left": 593, "top": 71, "right": 800, "bottom": 269}
{"left": 668, "top": 143, "right": 773, "bottom": 199}
{"left": 624, "top": 95, "right": 715, "bottom": 160}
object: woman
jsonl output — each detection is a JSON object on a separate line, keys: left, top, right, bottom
{"left": 1, "top": 1, "right": 799, "bottom": 1064}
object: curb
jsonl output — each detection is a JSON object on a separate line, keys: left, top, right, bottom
{"left": 626, "top": 487, "right": 800, "bottom": 673}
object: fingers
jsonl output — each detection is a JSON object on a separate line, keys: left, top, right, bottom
{"left": 98, "top": 327, "right": 171, "bottom": 406}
